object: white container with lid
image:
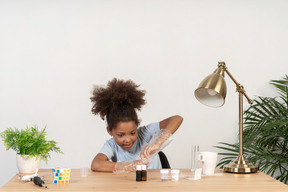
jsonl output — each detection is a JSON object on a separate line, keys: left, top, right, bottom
{"left": 160, "top": 169, "right": 169, "bottom": 181}
{"left": 171, "top": 169, "right": 180, "bottom": 181}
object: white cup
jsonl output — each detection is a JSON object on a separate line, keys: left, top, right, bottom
{"left": 198, "top": 152, "right": 218, "bottom": 175}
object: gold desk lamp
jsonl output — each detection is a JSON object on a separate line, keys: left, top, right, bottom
{"left": 194, "top": 61, "right": 258, "bottom": 173}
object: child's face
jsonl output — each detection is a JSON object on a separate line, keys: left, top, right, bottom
{"left": 108, "top": 121, "right": 138, "bottom": 151}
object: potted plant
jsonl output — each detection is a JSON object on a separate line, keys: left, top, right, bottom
{"left": 0, "top": 125, "right": 63, "bottom": 173}
{"left": 215, "top": 75, "right": 288, "bottom": 184}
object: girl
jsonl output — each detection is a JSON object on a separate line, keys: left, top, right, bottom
{"left": 90, "top": 78, "right": 183, "bottom": 172}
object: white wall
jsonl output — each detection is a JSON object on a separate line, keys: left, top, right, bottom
{"left": 1, "top": 0, "right": 288, "bottom": 187}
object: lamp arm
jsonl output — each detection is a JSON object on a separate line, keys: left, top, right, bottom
{"left": 218, "top": 62, "right": 253, "bottom": 104}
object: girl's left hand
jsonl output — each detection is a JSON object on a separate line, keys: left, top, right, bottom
{"left": 139, "top": 129, "right": 172, "bottom": 161}
{"left": 139, "top": 143, "right": 160, "bottom": 161}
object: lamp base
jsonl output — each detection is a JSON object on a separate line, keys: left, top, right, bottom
{"left": 224, "top": 155, "right": 258, "bottom": 173}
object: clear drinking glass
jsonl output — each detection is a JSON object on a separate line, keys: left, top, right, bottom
{"left": 80, "top": 167, "right": 89, "bottom": 177}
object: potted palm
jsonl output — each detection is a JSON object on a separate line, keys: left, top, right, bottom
{"left": 215, "top": 75, "right": 288, "bottom": 184}
{"left": 0, "top": 125, "right": 63, "bottom": 173}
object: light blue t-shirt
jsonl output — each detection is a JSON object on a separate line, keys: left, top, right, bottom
{"left": 99, "top": 122, "right": 162, "bottom": 169}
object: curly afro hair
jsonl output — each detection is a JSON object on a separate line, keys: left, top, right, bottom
{"left": 90, "top": 78, "right": 146, "bottom": 130}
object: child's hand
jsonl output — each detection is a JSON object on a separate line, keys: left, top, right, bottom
{"left": 139, "top": 143, "right": 160, "bottom": 160}
{"left": 139, "top": 129, "right": 173, "bottom": 161}
{"left": 114, "top": 160, "right": 147, "bottom": 173}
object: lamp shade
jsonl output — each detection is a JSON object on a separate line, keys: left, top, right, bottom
{"left": 194, "top": 67, "right": 227, "bottom": 107}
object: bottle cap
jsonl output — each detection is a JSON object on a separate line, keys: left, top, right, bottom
{"left": 141, "top": 165, "right": 147, "bottom": 170}
{"left": 171, "top": 169, "right": 180, "bottom": 174}
{"left": 136, "top": 165, "right": 142, "bottom": 170}
{"left": 160, "top": 169, "right": 169, "bottom": 174}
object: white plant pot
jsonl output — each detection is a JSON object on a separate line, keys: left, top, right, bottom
{"left": 16, "top": 154, "right": 41, "bottom": 174}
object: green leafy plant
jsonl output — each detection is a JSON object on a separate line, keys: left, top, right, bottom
{"left": 215, "top": 75, "right": 288, "bottom": 184}
{"left": 0, "top": 125, "right": 63, "bottom": 163}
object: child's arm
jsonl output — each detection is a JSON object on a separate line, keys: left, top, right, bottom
{"left": 91, "top": 153, "right": 146, "bottom": 172}
{"left": 140, "top": 115, "right": 183, "bottom": 160}
{"left": 159, "top": 115, "right": 183, "bottom": 133}
{"left": 91, "top": 153, "right": 116, "bottom": 172}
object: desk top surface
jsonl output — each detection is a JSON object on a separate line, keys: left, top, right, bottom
{"left": 0, "top": 169, "right": 287, "bottom": 192}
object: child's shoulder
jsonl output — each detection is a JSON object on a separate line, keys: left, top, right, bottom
{"left": 137, "top": 122, "right": 160, "bottom": 135}
{"left": 103, "top": 137, "right": 118, "bottom": 148}
{"left": 138, "top": 121, "right": 159, "bottom": 129}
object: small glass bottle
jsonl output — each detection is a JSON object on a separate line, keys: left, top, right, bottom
{"left": 136, "top": 165, "right": 142, "bottom": 181}
{"left": 141, "top": 165, "right": 147, "bottom": 181}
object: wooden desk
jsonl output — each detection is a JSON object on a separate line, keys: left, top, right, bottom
{"left": 0, "top": 169, "right": 287, "bottom": 192}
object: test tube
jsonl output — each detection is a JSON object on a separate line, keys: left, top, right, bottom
{"left": 191, "top": 145, "right": 200, "bottom": 170}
